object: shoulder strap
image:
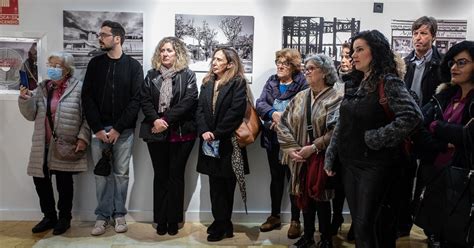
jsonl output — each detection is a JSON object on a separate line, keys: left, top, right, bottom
{"left": 377, "top": 79, "right": 395, "bottom": 120}
{"left": 45, "top": 81, "right": 57, "bottom": 140}
{"left": 306, "top": 90, "right": 314, "bottom": 141}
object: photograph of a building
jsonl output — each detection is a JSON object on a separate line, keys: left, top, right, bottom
{"left": 63, "top": 10, "right": 143, "bottom": 80}
{"left": 282, "top": 16, "right": 360, "bottom": 63}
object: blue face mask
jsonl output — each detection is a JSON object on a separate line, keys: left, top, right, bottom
{"left": 47, "top": 67, "right": 63, "bottom": 81}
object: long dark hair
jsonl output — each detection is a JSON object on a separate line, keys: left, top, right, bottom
{"left": 348, "top": 30, "right": 398, "bottom": 89}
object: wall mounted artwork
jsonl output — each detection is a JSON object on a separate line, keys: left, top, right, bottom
{"left": 175, "top": 14, "right": 254, "bottom": 73}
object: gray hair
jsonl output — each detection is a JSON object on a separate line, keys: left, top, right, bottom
{"left": 304, "top": 53, "right": 340, "bottom": 86}
{"left": 48, "top": 51, "right": 75, "bottom": 76}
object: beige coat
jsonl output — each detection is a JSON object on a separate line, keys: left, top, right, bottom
{"left": 18, "top": 77, "right": 90, "bottom": 178}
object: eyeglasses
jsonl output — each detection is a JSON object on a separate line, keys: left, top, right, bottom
{"left": 448, "top": 58, "right": 473, "bottom": 68}
{"left": 96, "top": 32, "right": 114, "bottom": 39}
{"left": 304, "top": 65, "right": 319, "bottom": 73}
{"left": 275, "top": 60, "right": 291, "bottom": 68}
{"left": 46, "top": 63, "right": 63, "bottom": 68}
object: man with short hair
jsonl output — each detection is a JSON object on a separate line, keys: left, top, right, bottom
{"left": 82, "top": 20, "right": 143, "bottom": 236}
{"left": 404, "top": 16, "right": 443, "bottom": 106}
{"left": 398, "top": 16, "right": 443, "bottom": 245}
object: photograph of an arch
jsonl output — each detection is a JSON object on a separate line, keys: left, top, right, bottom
{"left": 63, "top": 10, "right": 143, "bottom": 80}
{"left": 175, "top": 14, "right": 255, "bottom": 73}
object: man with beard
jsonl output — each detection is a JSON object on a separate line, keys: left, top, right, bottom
{"left": 82, "top": 20, "right": 143, "bottom": 236}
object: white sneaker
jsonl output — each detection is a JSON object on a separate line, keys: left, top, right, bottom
{"left": 114, "top": 216, "right": 128, "bottom": 233}
{"left": 91, "top": 220, "right": 108, "bottom": 236}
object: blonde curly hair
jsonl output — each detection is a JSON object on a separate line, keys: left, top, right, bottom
{"left": 151, "top": 37, "right": 189, "bottom": 71}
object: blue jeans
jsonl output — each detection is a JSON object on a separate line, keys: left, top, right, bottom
{"left": 91, "top": 128, "right": 134, "bottom": 221}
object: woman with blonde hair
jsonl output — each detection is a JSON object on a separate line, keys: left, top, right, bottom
{"left": 139, "top": 36, "right": 198, "bottom": 236}
{"left": 196, "top": 47, "right": 248, "bottom": 242}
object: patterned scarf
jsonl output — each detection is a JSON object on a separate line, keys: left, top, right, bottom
{"left": 158, "top": 66, "right": 177, "bottom": 113}
{"left": 231, "top": 136, "right": 248, "bottom": 214}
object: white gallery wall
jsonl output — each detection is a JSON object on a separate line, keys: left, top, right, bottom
{"left": 1, "top": 0, "right": 473, "bottom": 222}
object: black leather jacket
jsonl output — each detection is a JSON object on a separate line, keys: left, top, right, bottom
{"left": 139, "top": 68, "right": 198, "bottom": 140}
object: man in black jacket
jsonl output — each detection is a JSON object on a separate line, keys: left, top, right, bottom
{"left": 81, "top": 20, "right": 143, "bottom": 236}
{"left": 398, "top": 16, "right": 443, "bottom": 244}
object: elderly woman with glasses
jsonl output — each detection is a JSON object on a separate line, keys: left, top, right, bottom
{"left": 277, "top": 54, "right": 343, "bottom": 248}
{"left": 255, "top": 48, "right": 307, "bottom": 239}
{"left": 413, "top": 40, "right": 474, "bottom": 247}
{"left": 18, "top": 51, "right": 90, "bottom": 236}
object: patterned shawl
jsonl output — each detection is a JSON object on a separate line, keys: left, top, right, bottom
{"left": 158, "top": 66, "right": 177, "bottom": 113}
{"left": 277, "top": 87, "right": 342, "bottom": 199}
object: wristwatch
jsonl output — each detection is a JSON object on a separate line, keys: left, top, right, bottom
{"left": 311, "top": 144, "right": 318, "bottom": 153}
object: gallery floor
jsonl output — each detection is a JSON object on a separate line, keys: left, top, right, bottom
{"left": 0, "top": 221, "right": 428, "bottom": 247}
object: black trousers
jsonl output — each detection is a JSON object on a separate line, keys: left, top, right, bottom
{"left": 147, "top": 140, "right": 195, "bottom": 224}
{"left": 209, "top": 175, "right": 237, "bottom": 222}
{"left": 33, "top": 147, "right": 74, "bottom": 220}
{"left": 343, "top": 164, "right": 398, "bottom": 248}
{"left": 331, "top": 162, "right": 346, "bottom": 220}
{"left": 303, "top": 200, "right": 331, "bottom": 239}
{"left": 266, "top": 147, "right": 300, "bottom": 220}
{"left": 396, "top": 157, "right": 417, "bottom": 233}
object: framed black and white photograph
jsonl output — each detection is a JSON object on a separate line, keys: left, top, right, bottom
{"left": 282, "top": 16, "right": 360, "bottom": 63}
{"left": 175, "top": 14, "right": 254, "bottom": 73}
{"left": 63, "top": 10, "right": 143, "bottom": 80}
{"left": 391, "top": 19, "right": 467, "bottom": 58}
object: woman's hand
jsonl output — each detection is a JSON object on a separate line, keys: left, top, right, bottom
{"left": 152, "top": 118, "right": 168, "bottom": 133}
{"left": 296, "top": 145, "right": 314, "bottom": 159}
{"left": 289, "top": 149, "right": 305, "bottom": 163}
{"left": 19, "top": 85, "right": 31, "bottom": 100}
{"left": 202, "top": 131, "right": 215, "bottom": 142}
{"left": 75, "top": 138, "right": 87, "bottom": 152}
{"left": 325, "top": 169, "right": 336, "bottom": 177}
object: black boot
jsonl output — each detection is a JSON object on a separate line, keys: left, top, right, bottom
{"left": 167, "top": 222, "right": 178, "bottom": 236}
{"left": 156, "top": 223, "right": 167, "bottom": 235}
{"left": 346, "top": 225, "right": 355, "bottom": 241}
{"left": 330, "top": 214, "right": 344, "bottom": 236}
{"left": 294, "top": 235, "right": 315, "bottom": 248}
{"left": 207, "top": 221, "right": 233, "bottom": 242}
{"left": 52, "top": 218, "right": 71, "bottom": 235}
{"left": 207, "top": 221, "right": 218, "bottom": 235}
{"left": 317, "top": 236, "right": 333, "bottom": 248}
{"left": 32, "top": 216, "right": 57, "bottom": 233}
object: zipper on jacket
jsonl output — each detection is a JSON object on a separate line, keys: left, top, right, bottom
{"left": 112, "top": 62, "right": 116, "bottom": 122}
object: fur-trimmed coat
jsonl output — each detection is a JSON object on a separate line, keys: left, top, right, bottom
{"left": 18, "top": 77, "right": 90, "bottom": 178}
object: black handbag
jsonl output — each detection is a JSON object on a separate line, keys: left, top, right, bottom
{"left": 139, "top": 121, "right": 168, "bottom": 142}
{"left": 94, "top": 147, "right": 112, "bottom": 176}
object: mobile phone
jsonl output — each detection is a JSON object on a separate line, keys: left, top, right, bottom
{"left": 19, "top": 70, "right": 29, "bottom": 89}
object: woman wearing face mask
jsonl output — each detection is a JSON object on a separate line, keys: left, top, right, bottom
{"left": 18, "top": 51, "right": 90, "bottom": 235}
{"left": 196, "top": 47, "right": 248, "bottom": 242}
{"left": 139, "top": 37, "right": 197, "bottom": 236}
{"left": 324, "top": 30, "right": 422, "bottom": 248}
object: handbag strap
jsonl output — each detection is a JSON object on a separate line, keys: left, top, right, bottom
{"left": 377, "top": 78, "right": 395, "bottom": 121}
{"left": 45, "top": 81, "right": 58, "bottom": 140}
{"left": 306, "top": 90, "right": 314, "bottom": 142}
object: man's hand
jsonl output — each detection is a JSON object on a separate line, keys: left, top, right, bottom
{"left": 75, "top": 138, "right": 87, "bottom": 152}
{"left": 107, "top": 128, "right": 120, "bottom": 144}
{"left": 272, "top": 111, "right": 282, "bottom": 125}
{"left": 95, "top": 130, "right": 109, "bottom": 143}
{"left": 202, "top": 131, "right": 215, "bottom": 142}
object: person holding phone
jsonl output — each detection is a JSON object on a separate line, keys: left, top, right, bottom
{"left": 18, "top": 51, "right": 89, "bottom": 235}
